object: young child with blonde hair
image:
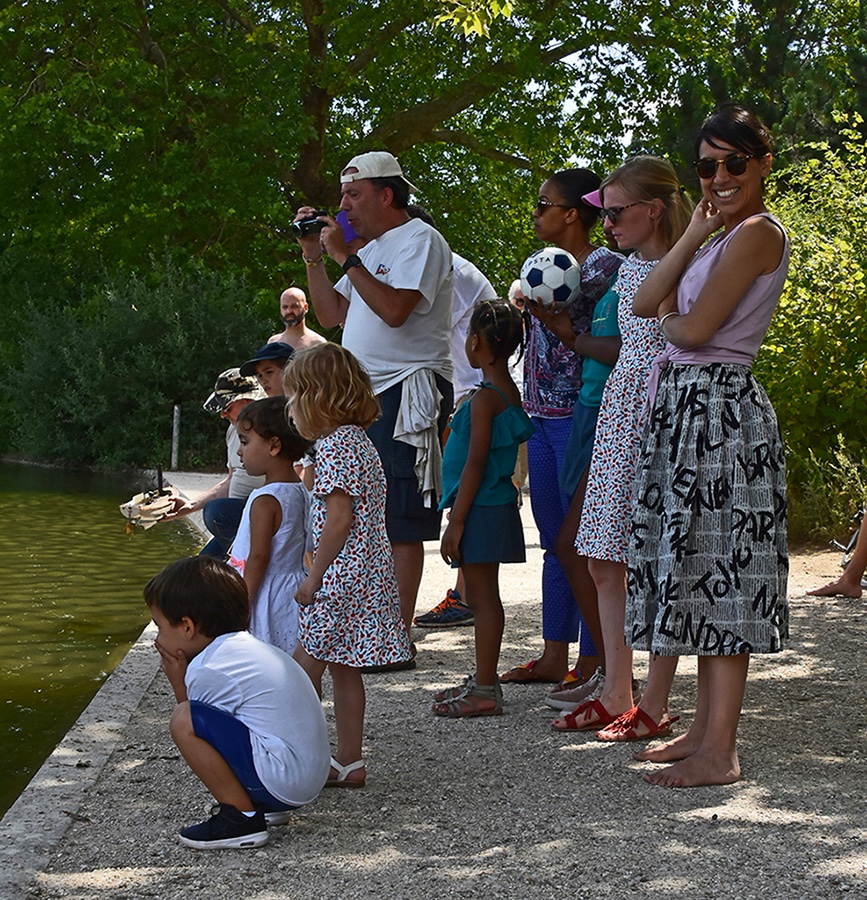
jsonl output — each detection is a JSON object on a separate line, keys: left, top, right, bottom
{"left": 282, "top": 343, "right": 409, "bottom": 788}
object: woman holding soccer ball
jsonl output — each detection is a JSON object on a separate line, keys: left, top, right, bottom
{"left": 499, "top": 169, "right": 622, "bottom": 687}
{"left": 552, "top": 156, "right": 694, "bottom": 742}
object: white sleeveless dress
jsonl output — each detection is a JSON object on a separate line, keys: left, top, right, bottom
{"left": 229, "top": 481, "right": 310, "bottom": 656}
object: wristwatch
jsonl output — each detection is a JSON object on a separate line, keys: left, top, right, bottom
{"left": 342, "top": 254, "right": 363, "bottom": 273}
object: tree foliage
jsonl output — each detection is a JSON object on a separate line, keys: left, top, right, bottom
{"left": 2, "top": 0, "right": 860, "bottom": 294}
{"left": 11, "top": 263, "right": 272, "bottom": 469}
{"left": 758, "top": 114, "right": 867, "bottom": 536}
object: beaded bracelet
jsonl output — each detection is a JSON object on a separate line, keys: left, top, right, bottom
{"left": 303, "top": 254, "right": 324, "bottom": 268}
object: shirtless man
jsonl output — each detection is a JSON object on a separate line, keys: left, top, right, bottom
{"left": 268, "top": 287, "right": 326, "bottom": 351}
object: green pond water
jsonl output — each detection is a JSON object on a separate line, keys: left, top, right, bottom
{"left": 0, "top": 462, "right": 200, "bottom": 817}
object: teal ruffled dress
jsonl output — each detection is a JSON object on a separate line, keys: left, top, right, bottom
{"left": 439, "top": 383, "right": 535, "bottom": 565}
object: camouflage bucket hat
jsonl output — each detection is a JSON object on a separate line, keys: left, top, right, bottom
{"left": 202, "top": 368, "right": 263, "bottom": 412}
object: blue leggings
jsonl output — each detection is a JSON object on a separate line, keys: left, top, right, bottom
{"left": 528, "top": 417, "right": 595, "bottom": 654}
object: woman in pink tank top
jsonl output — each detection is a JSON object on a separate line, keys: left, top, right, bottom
{"left": 626, "top": 105, "right": 790, "bottom": 787}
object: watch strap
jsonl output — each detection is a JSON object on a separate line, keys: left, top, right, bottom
{"left": 342, "top": 254, "right": 363, "bottom": 273}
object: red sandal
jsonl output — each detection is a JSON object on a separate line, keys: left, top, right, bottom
{"left": 499, "top": 659, "right": 563, "bottom": 684}
{"left": 552, "top": 698, "right": 617, "bottom": 732}
{"left": 595, "top": 706, "right": 680, "bottom": 742}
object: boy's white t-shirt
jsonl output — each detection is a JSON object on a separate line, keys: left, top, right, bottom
{"left": 336, "top": 218, "right": 454, "bottom": 395}
{"left": 184, "top": 631, "right": 330, "bottom": 805}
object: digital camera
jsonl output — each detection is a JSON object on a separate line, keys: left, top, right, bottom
{"left": 290, "top": 211, "right": 328, "bottom": 238}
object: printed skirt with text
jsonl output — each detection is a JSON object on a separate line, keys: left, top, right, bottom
{"left": 626, "top": 363, "right": 789, "bottom": 656}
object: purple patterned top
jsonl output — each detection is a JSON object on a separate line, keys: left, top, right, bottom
{"left": 523, "top": 247, "right": 623, "bottom": 417}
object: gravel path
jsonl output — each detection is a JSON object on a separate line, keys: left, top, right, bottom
{"left": 10, "top": 480, "right": 867, "bottom": 899}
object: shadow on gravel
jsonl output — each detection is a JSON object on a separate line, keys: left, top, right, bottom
{"left": 28, "top": 583, "right": 866, "bottom": 899}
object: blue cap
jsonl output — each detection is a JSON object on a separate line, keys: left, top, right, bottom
{"left": 239, "top": 342, "right": 295, "bottom": 376}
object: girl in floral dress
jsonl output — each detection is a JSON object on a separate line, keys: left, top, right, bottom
{"left": 283, "top": 343, "right": 409, "bottom": 789}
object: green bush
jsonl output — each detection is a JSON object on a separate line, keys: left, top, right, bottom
{"left": 10, "top": 262, "right": 274, "bottom": 469}
{"left": 759, "top": 115, "right": 867, "bottom": 539}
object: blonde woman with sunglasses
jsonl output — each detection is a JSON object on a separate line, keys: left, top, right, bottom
{"left": 627, "top": 105, "right": 789, "bottom": 787}
{"left": 553, "top": 157, "right": 692, "bottom": 737}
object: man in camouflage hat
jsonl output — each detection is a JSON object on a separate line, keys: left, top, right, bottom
{"left": 166, "top": 368, "right": 265, "bottom": 557}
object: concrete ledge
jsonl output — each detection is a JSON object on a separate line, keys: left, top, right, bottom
{"left": 0, "top": 622, "right": 160, "bottom": 896}
{"left": 0, "top": 473, "right": 216, "bottom": 896}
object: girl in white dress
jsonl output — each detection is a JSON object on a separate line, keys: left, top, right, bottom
{"left": 229, "top": 397, "right": 312, "bottom": 656}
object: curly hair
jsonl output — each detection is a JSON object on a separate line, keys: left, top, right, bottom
{"left": 282, "top": 343, "right": 381, "bottom": 440}
{"left": 469, "top": 299, "right": 524, "bottom": 363}
{"left": 234, "top": 396, "right": 312, "bottom": 461}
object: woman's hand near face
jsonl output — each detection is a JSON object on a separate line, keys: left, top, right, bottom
{"left": 687, "top": 198, "right": 724, "bottom": 242}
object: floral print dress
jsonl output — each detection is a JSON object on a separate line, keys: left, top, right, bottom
{"left": 574, "top": 256, "right": 664, "bottom": 563}
{"left": 298, "top": 425, "right": 410, "bottom": 667}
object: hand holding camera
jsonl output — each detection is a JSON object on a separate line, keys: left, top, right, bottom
{"left": 294, "top": 205, "right": 353, "bottom": 267}
{"left": 290, "top": 210, "right": 329, "bottom": 238}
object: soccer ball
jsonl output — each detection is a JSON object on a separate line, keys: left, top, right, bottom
{"left": 519, "top": 247, "right": 582, "bottom": 309}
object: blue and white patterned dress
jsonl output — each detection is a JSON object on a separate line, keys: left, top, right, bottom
{"left": 574, "top": 256, "right": 663, "bottom": 563}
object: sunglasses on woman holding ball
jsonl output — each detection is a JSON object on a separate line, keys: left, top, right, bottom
{"left": 693, "top": 153, "right": 766, "bottom": 180}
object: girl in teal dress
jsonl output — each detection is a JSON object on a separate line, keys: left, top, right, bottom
{"left": 433, "top": 300, "right": 534, "bottom": 718}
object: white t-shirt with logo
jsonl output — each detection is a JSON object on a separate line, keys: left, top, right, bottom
{"left": 336, "top": 218, "right": 454, "bottom": 395}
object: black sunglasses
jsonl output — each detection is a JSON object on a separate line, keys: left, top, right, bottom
{"left": 534, "top": 198, "right": 572, "bottom": 213}
{"left": 597, "top": 202, "right": 643, "bottom": 224}
{"left": 693, "top": 154, "right": 758, "bottom": 180}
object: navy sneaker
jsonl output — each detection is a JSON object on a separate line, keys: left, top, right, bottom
{"left": 179, "top": 804, "right": 268, "bottom": 850}
{"left": 414, "top": 590, "right": 474, "bottom": 627}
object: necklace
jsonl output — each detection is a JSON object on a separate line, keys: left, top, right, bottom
{"left": 572, "top": 243, "right": 596, "bottom": 266}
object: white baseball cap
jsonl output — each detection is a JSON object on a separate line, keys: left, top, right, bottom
{"left": 340, "top": 151, "right": 419, "bottom": 194}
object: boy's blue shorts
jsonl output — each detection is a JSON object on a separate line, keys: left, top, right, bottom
{"left": 189, "top": 700, "right": 297, "bottom": 812}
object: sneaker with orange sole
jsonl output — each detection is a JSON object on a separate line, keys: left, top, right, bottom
{"left": 414, "top": 589, "right": 474, "bottom": 627}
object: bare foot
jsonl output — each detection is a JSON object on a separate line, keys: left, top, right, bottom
{"left": 632, "top": 730, "right": 701, "bottom": 762}
{"left": 642, "top": 747, "right": 740, "bottom": 787}
{"left": 806, "top": 578, "right": 862, "bottom": 599}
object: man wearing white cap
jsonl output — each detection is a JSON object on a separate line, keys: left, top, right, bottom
{"left": 293, "top": 151, "right": 454, "bottom": 662}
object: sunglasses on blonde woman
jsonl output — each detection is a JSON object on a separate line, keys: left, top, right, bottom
{"left": 597, "top": 202, "right": 643, "bottom": 225}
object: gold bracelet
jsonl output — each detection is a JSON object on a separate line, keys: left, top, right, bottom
{"left": 303, "top": 254, "right": 323, "bottom": 268}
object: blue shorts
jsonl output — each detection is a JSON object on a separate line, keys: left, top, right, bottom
{"left": 189, "top": 701, "right": 297, "bottom": 812}
{"left": 558, "top": 401, "right": 599, "bottom": 496}
{"left": 451, "top": 502, "right": 525, "bottom": 567}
